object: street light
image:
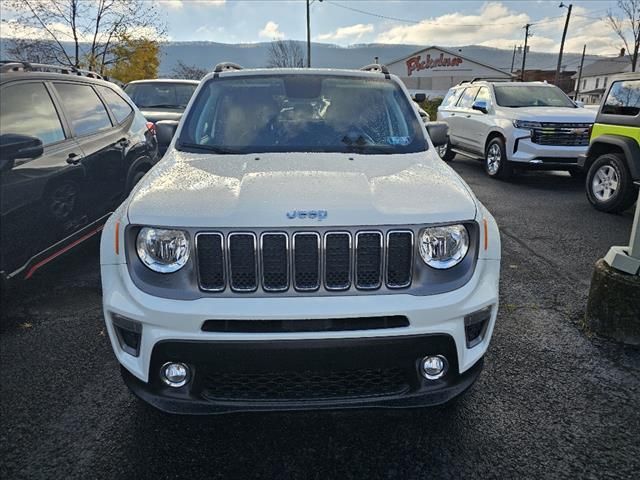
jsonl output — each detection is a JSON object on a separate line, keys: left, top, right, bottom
{"left": 555, "top": 2, "right": 573, "bottom": 86}
{"left": 306, "top": 0, "right": 323, "bottom": 68}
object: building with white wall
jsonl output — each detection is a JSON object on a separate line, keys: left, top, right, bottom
{"left": 572, "top": 53, "right": 631, "bottom": 104}
{"left": 385, "top": 46, "right": 512, "bottom": 99}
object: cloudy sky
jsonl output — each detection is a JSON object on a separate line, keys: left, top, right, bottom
{"left": 1, "top": 0, "right": 625, "bottom": 55}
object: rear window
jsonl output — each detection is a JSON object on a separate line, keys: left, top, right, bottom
{"left": 601, "top": 80, "right": 640, "bottom": 116}
{"left": 54, "top": 83, "right": 112, "bottom": 136}
{"left": 96, "top": 86, "right": 133, "bottom": 124}
{"left": 124, "top": 82, "right": 197, "bottom": 109}
{"left": 441, "top": 88, "right": 463, "bottom": 108}
{"left": 178, "top": 74, "right": 427, "bottom": 155}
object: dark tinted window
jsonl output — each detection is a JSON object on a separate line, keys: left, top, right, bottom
{"left": 124, "top": 82, "right": 197, "bottom": 109}
{"left": 602, "top": 80, "right": 640, "bottom": 116}
{"left": 179, "top": 74, "right": 427, "bottom": 155}
{"left": 0, "top": 82, "right": 65, "bottom": 146}
{"left": 96, "top": 86, "right": 133, "bottom": 124}
{"left": 54, "top": 83, "right": 112, "bottom": 136}
{"left": 457, "top": 87, "right": 479, "bottom": 109}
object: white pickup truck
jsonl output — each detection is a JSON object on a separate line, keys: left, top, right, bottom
{"left": 437, "top": 80, "right": 597, "bottom": 179}
{"left": 100, "top": 64, "right": 501, "bottom": 414}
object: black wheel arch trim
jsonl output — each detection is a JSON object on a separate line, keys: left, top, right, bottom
{"left": 586, "top": 134, "right": 640, "bottom": 179}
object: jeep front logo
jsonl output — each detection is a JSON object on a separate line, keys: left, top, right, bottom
{"left": 286, "top": 210, "right": 328, "bottom": 221}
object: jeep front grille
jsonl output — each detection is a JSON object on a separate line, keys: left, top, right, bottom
{"left": 196, "top": 229, "right": 414, "bottom": 294}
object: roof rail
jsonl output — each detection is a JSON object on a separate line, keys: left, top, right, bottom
{"left": 470, "top": 77, "right": 513, "bottom": 83}
{"left": 360, "top": 63, "right": 390, "bottom": 75}
{"left": 0, "top": 60, "right": 103, "bottom": 79}
{"left": 213, "top": 62, "right": 243, "bottom": 73}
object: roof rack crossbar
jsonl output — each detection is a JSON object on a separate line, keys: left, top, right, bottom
{"left": 360, "top": 63, "right": 390, "bottom": 75}
{"left": 0, "top": 60, "right": 103, "bottom": 79}
{"left": 213, "top": 62, "right": 243, "bottom": 73}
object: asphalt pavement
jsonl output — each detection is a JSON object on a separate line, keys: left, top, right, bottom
{"left": 1, "top": 157, "right": 639, "bottom": 479}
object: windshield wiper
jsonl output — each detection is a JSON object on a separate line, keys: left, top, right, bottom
{"left": 177, "top": 142, "right": 242, "bottom": 154}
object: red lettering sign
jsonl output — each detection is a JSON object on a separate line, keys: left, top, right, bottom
{"left": 406, "top": 53, "right": 463, "bottom": 76}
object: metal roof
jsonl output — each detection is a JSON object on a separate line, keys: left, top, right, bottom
{"left": 571, "top": 57, "right": 630, "bottom": 78}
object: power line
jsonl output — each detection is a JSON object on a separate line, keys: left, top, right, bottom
{"left": 323, "top": 0, "right": 565, "bottom": 27}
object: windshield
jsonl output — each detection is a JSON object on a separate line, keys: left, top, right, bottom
{"left": 124, "top": 82, "right": 197, "bottom": 109}
{"left": 494, "top": 85, "right": 576, "bottom": 108}
{"left": 177, "top": 74, "right": 427, "bottom": 155}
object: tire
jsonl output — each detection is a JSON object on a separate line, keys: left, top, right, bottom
{"left": 586, "top": 153, "right": 637, "bottom": 213}
{"left": 484, "top": 137, "right": 512, "bottom": 180}
{"left": 436, "top": 140, "right": 455, "bottom": 162}
{"left": 127, "top": 169, "right": 148, "bottom": 194}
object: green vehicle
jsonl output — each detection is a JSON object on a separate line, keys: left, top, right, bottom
{"left": 580, "top": 74, "right": 640, "bottom": 213}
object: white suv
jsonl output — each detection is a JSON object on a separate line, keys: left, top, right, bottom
{"left": 437, "top": 80, "right": 597, "bottom": 179}
{"left": 100, "top": 64, "right": 501, "bottom": 414}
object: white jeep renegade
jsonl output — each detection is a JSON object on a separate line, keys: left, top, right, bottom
{"left": 100, "top": 64, "right": 501, "bottom": 414}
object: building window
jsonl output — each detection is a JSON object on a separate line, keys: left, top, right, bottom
{"left": 583, "top": 79, "right": 587, "bottom": 89}
{"left": 604, "top": 77, "right": 608, "bottom": 87}
{"left": 596, "top": 78, "right": 600, "bottom": 88}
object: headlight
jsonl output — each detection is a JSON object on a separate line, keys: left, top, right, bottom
{"left": 513, "top": 120, "right": 542, "bottom": 129}
{"left": 136, "top": 227, "right": 190, "bottom": 273}
{"left": 419, "top": 224, "right": 469, "bottom": 269}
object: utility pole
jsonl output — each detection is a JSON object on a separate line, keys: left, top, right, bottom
{"left": 575, "top": 44, "right": 586, "bottom": 100}
{"left": 555, "top": 3, "right": 573, "bottom": 85}
{"left": 306, "top": 0, "right": 311, "bottom": 67}
{"left": 520, "top": 24, "right": 531, "bottom": 81}
{"left": 510, "top": 44, "right": 517, "bottom": 74}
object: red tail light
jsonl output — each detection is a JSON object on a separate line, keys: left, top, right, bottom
{"left": 146, "top": 122, "right": 156, "bottom": 135}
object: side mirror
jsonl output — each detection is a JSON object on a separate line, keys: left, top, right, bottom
{"left": 413, "top": 93, "right": 426, "bottom": 103}
{"left": 472, "top": 100, "right": 488, "bottom": 114}
{"left": 426, "top": 121, "right": 448, "bottom": 147}
{"left": 0, "top": 134, "right": 44, "bottom": 163}
{"left": 155, "top": 120, "right": 179, "bottom": 149}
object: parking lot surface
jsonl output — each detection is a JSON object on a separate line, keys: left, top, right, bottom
{"left": 1, "top": 157, "right": 639, "bottom": 479}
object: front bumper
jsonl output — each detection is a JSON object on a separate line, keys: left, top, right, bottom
{"left": 508, "top": 135, "right": 587, "bottom": 166}
{"left": 102, "top": 257, "right": 499, "bottom": 413}
{"left": 122, "top": 335, "right": 484, "bottom": 414}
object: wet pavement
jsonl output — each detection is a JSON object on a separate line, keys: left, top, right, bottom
{"left": 1, "top": 157, "right": 639, "bottom": 479}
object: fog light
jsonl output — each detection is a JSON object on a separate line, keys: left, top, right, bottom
{"left": 421, "top": 355, "right": 448, "bottom": 380}
{"left": 160, "top": 362, "right": 190, "bottom": 388}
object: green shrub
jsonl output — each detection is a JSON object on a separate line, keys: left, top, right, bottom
{"left": 419, "top": 98, "right": 443, "bottom": 121}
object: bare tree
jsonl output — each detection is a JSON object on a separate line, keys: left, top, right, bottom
{"left": 171, "top": 61, "right": 208, "bottom": 80}
{"left": 608, "top": 0, "right": 640, "bottom": 72}
{"left": 6, "top": 38, "right": 61, "bottom": 65}
{"left": 266, "top": 40, "right": 305, "bottom": 68}
{"left": 3, "top": 0, "right": 166, "bottom": 74}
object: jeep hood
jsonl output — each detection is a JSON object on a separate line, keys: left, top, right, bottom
{"left": 127, "top": 151, "right": 477, "bottom": 227}
{"left": 508, "top": 106, "right": 597, "bottom": 123}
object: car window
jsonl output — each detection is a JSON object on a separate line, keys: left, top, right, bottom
{"left": 124, "top": 82, "right": 197, "bottom": 109}
{"left": 0, "top": 82, "right": 65, "bottom": 146}
{"left": 601, "top": 80, "right": 640, "bottom": 116}
{"left": 179, "top": 75, "right": 427, "bottom": 155}
{"left": 494, "top": 85, "right": 575, "bottom": 108}
{"left": 53, "top": 83, "right": 112, "bottom": 136}
{"left": 475, "top": 87, "right": 492, "bottom": 108}
{"left": 457, "top": 87, "right": 480, "bottom": 109}
{"left": 441, "top": 88, "right": 463, "bottom": 108}
{"left": 96, "top": 86, "right": 133, "bottom": 124}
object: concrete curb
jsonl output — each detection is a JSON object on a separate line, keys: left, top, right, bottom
{"left": 586, "top": 258, "right": 640, "bottom": 346}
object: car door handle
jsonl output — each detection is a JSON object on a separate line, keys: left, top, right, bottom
{"left": 66, "top": 153, "right": 83, "bottom": 165}
{"left": 451, "top": 113, "right": 456, "bottom": 116}
{"left": 465, "top": 114, "right": 471, "bottom": 118}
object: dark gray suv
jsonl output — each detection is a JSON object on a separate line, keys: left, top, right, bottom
{"left": 0, "top": 61, "right": 159, "bottom": 283}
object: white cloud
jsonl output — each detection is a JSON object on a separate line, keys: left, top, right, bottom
{"left": 374, "top": 1, "right": 620, "bottom": 55}
{"left": 158, "top": 0, "right": 225, "bottom": 9}
{"left": 376, "top": 3, "right": 528, "bottom": 45}
{"left": 317, "top": 23, "right": 374, "bottom": 41}
{"left": 259, "top": 21, "right": 285, "bottom": 40}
